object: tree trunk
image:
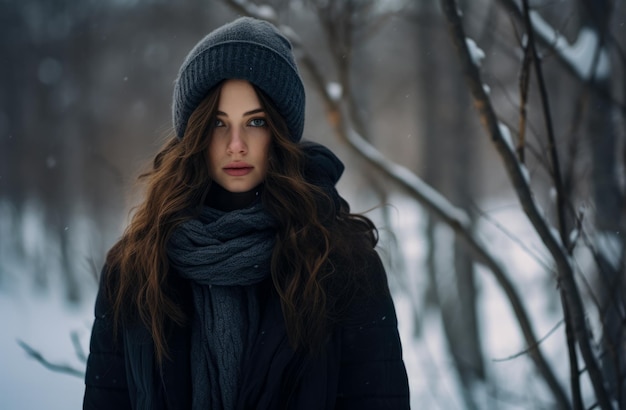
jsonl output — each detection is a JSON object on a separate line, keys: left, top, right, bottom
{"left": 581, "top": 0, "right": 626, "bottom": 406}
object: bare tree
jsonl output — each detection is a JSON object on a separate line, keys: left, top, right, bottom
{"left": 440, "top": 0, "right": 625, "bottom": 408}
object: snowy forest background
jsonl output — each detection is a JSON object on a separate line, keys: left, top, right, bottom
{"left": 1, "top": 0, "right": 625, "bottom": 408}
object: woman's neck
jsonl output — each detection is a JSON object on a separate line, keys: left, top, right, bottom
{"left": 206, "top": 183, "right": 262, "bottom": 212}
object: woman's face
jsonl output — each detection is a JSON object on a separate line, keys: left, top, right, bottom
{"left": 208, "top": 80, "right": 272, "bottom": 193}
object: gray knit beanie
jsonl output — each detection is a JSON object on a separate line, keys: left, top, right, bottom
{"left": 172, "top": 17, "right": 305, "bottom": 142}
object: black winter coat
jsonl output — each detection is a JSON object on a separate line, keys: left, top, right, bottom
{"left": 83, "top": 254, "right": 410, "bottom": 409}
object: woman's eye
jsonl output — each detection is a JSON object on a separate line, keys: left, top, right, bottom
{"left": 249, "top": 118, "right": 267, "bottom": 127}
{"left": 214, "top": 118, "right": 225, "bottom": 127}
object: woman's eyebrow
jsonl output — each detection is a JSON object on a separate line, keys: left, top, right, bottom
{"left": 216, "top": 108, "right": 265, "bottom": 117}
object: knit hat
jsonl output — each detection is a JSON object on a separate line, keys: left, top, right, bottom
{"left": 172, "top": 17, "right": 305, "bottom": 142}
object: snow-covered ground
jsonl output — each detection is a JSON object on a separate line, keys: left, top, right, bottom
{"left": 0, "top": 286, "right": 92, "bottom": 409}
{"left": 0, "top": 195, "right": 578, "bottom": 409}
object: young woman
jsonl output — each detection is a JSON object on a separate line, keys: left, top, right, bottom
{"left": 83, "top": 17, "right": 410, "bottom": 410}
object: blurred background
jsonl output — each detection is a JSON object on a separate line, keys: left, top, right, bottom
{"left": 1, "top": 0, "right": 625, "bottom": 408}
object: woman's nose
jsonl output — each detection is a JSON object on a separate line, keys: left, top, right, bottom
{"left": 227, "top": 127, "right": 247, "bottom": 154}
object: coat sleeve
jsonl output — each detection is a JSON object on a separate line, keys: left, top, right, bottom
{"left": 83, "top": 267, "right": 132, "bottom": 410}
{"left": 335, "top": 252, "right": 410, "bottom": 410}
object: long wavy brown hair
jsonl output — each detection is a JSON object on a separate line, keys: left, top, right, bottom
{"left": 106, "top": 81, "right": 382, "bottom": 362}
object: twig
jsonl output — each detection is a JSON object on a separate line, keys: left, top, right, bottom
{"left": 521, "top": 0, "right": 569, "bottom": 249}
{"left": 519, "top": 1, "right": 581, "bottom": 408}
{"left": 492, "top": 319, "right": 564, "bottom": 362}
{"left": 71, "top": 330, "right": 87, "bottom": 363}
{"left": 470, "top": 202, "right": 554, "bottom": 274}
{"left": 17, "top": 339, "right": 85, "bottom": 378}
{"left": 518, "top": 38, "right": 532, "bottom": 163}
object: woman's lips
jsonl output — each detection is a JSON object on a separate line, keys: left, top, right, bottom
{"left": 224, "top": 163, "right": 253, "bottom": 176}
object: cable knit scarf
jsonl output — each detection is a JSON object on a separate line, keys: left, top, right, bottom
{"left": 167, "top": 201, "right": 277, "bottom": 410}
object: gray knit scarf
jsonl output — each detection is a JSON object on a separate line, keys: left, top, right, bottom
{"left": 167, "top": 201, "right": 277, "bottom": 410}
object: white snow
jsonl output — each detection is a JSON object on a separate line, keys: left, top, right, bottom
{"left": 475, "top": 199, "right": 571, "bottom": 407}
{"left": 0, "top": 286, "right": 91, "bottom": 410}
{"left": 519, "top": 164, "right": 530, "bottom": 184}
{"left": 466, "top": 38, "right": 485, "bottom": 67}
{"left": 529, "top": 11, "right": 610, "bottom": 80}
{"left": 594, "top": 231, "right": 623, "bottom": 271}
{"left": 569, "top": 229, "right": 579, "bottom": 246}
{"left": 326, "top": 82, "right": 343, "bottom": 102}
{"left": 346, "top": 128, "right": 472, "bottom": 229}
{"left": 386, "top": 194, "right": 572, "bottom": 408}
{"left": 549, "top": 226, "right": 563, "bottom": 248}
{"left": 498, "top": 122, "right": 514, "bottom": 152}
{"left": 549, "top": 186, "right": 557, "bottom": 203}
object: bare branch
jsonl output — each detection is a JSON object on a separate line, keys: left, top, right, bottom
{"left": 519, "top": 1, "right": 581, "bottom": 406}
{"left": 17, "top": 339, "right": 85, "bottom": 379}
{"left": 495, "top": 0, "right": 626, "bottom": 115}
{"left": 439, "top": 0, "right": 612, "bottom": 408}
{"left": 71, "top": 330, "right": 87, "bottom": 363}
{"left": 520, "top": 0, "right": 569, "bottom": 248}
{"left": 517, "top": 34, "right": 531, "bottom": 163}
{"left": 471, "top": 203, "right": 554, "bottom": 273}
{"left": 492, "top": 319, "right": 564, "bottom": 362}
